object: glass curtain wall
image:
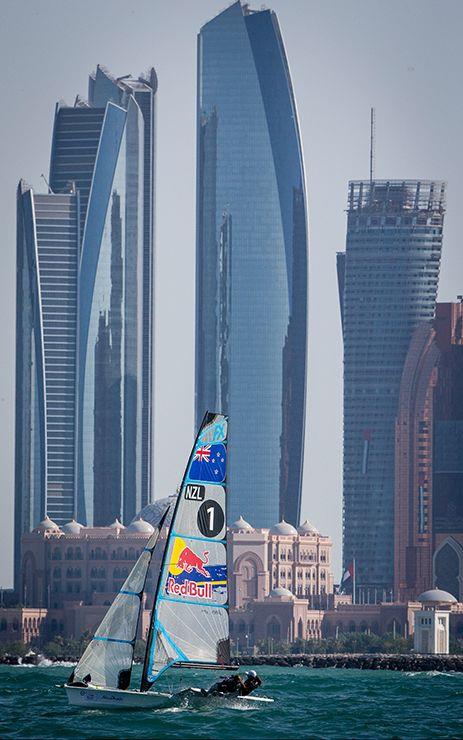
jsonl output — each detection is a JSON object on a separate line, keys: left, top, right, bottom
{"left": 196, "top": 1, "right": 309, "bottom": 527}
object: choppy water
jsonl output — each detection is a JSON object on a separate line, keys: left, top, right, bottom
{"left": 0, "top": 663, "right": 462, "bottom": 739}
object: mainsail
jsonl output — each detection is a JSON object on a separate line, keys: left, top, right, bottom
{"left": 141, "top": 412, "right": 229, "bottom": 690}
{"left": 70, "top": 510, "right": 167, "bottom": 690}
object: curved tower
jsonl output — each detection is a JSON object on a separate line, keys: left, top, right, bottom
{"left": 195, "top": 1, "right": 309, "bottom": 527}
{"left": 16, "top": 68, "right": 157, "bottom": 588}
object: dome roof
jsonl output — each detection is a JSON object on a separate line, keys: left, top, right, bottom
{"left": 231, "top": 516, "right": 254, "bottom": 533}
{"left": 269, "top": 587, "right": 294, "bottom": 599}
{"left": 417, "top": 588, "right": 457, "bottom": 604}
{"left": 33, "top": 516, "right": 61, "bottom": 533}
{"left": 108, "top": 518, "right": 125, "bottom": 529}
{"left": 61, "top": 519, "right": 85, "bottom": 535}
{"left": 126, "top": 517, "right": 155, "bottom": 535}
{"left": 137, "top": 495, "right": 177, "bottom": 528}
{"left": 270, "top": 519, "right": 298, "bottom": 536}
{"left": 297, "top": 519, "right": 319, "bottom": 535}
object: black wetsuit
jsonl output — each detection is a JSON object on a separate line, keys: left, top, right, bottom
{"left": 206, "top": 674, "right": 261, "bottom": 697}
{"left": 240, "top": 676, "right": 262, "bottom": 696}
{"left": 68, "top": 671, "right": 91, "bottom": 688}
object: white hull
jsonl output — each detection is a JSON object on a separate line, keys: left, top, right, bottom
{"left": 177, "top": 687, "right": 274, "bottom": 706}
{"left": 65, "top": 684, "right": 173, "bottom": 709}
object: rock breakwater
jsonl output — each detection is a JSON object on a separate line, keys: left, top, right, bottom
{"left": 234, "top": 653, "right": 463, "bottom": 671}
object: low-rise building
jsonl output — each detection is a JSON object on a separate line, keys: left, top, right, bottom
{"left": 20, "top": 515, "right": 166, "bottom": 611}
{"left": 12, "top": 507, "right": 463, "bottom": 651}
{"left": 229, "top": 516, "right": 334, "bottom": 609}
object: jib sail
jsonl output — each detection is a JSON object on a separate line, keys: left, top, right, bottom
{"left": 141, "top": 412, "right": 229, "bottom": 689}
{"left": 69, "top": 511, "right": 167, "bottom": 690}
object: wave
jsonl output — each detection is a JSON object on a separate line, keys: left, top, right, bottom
{"left": 38, "top": 658, "right": 75, "bottom": 668}
{"left": 7, "top": 658, "right": 75, "bottom": 668}
{"left": 404, "top": 670, "right": 457, "bottom": 677}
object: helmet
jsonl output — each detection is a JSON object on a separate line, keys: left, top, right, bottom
{"left": 245, "top": 670, "right": 257, "bottom": 678}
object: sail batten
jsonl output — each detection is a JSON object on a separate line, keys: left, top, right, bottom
{"left": 141, "top": 412, "right": 229, "bottom": 690}
{"left": 159, "top": 596, "right": 228, "bottom": 609}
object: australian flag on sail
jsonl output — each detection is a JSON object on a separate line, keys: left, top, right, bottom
{"left": 188, "top": 443, "right": 226, "bottom": 483}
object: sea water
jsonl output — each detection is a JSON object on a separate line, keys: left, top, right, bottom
{"left": 0, "top": 663, "right": 462, "bottom": 739}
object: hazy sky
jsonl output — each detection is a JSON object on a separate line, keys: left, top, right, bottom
{"left": 0, "top": 0, "right": 462, "bottom": 587}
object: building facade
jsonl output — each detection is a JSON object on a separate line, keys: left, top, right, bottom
{"left": 20, "top": 516, "right": 164, "bottom": 611}
{"left": 15, "top": 67, "right": 157, "bottom": 588}
{"left": 338, "top": 180, "right": 445, "bottom": 597}
{"left": 395, "top": 302, "right": 463, "bottom": 601}
{"left": 9, "top": 513, "right": 463, "bottom": 649}
{"left": 11, "top": 510, "right": 333, "bottom": 646}
{"left": 229, "top": 516, "right": 334, "bottom": 609}
{"left": 87, "top": 66, "right": 158, "bottom": 516}
{"left": 15, "top": 186, "right": 79, "bottom": 591}
{"left": 195, "top": 1, "right": 309, "bottom": 528}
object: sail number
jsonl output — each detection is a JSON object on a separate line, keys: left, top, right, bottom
{"left": 197, "top": 500, "right": 224, "bottom": 538}
{"left": 184, "top": 484, "right": 205, "bottom": 501}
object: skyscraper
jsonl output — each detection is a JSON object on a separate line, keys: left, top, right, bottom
{"left": 15, "top": 185, "right": 79, "bottom": 589}
{"left": 15, "top": 68, "right": 157, "bottom": 586}
{"left": 195, "top": 1, "right": 309, "bottom": 528}
{"left": 395, "top": 301, "right": 463, "bottom": 601}
{"left": 338, "top": 180, "right": 445, "bottom": 597}
{"left": 87, "top": 67, "right": 158, "bottom": 514}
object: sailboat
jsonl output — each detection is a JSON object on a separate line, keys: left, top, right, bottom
{"left": 66, "top": 411, "right": 258, "bottom": 709}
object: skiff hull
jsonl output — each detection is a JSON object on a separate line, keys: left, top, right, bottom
{"left": 175, "top": 687, "right": 274, "bottom": 706}
{"left": 65, "top": 685, "right": 173, "bottom": 709}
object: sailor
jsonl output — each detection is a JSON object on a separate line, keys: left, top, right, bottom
{"left": 241, "top": 670, "right": 262, "bottom": 696}
{"left": 205, "top": 670, "right": 262, "bottom": 697}
{"left": 68, "top": 671, "right": 91, "bottom": 688}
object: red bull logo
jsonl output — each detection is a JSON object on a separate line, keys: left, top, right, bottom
{"left": 176, "top": 546, "right": 211, "bottom": 579}
{"left": 166, "top": 577, "right": 213, "bottom": 600}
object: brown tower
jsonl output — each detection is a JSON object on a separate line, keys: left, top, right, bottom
{"left": 394, "top": 302, "right": 463, "bottom": 601}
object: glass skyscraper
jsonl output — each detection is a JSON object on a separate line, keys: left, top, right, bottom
{"left": 15, "top": 67, "right": 157, "bottom": 586}
{"left": 338, "top": 180, "right": 445, "bottom": 597}
{"left": 195, "top": 1, "right": 309, "bottom": 528}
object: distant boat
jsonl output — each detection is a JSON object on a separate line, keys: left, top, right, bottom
{"left": 65, "top": 412, "right": 236, "bottom": 709}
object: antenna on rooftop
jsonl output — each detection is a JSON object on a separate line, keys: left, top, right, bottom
{"left": 369, "top": 107, "right": 375, "bottom": 184}
{"left": 41, "top": 173, "right": 53, "bottom": 194}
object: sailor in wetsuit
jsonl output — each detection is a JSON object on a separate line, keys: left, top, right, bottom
{"left": 67, "top": 671, "right": 92, "bottom": 688}
{"left": 205, "top": 670, "right": 262, "bottom": 697}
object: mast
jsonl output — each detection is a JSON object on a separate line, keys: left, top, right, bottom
{"left": 129, "top": 507, "right": 169, "bottom": 681}
{"left": 369, "top": 107, "right": 375, "bottom": 184}
{"left": 140, "top": 411, "right": 215, "bottom": 692}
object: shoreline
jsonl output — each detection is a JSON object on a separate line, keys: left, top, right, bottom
{"left": 233, "top": 654, "right": 463, "bottom": 672}
{"left": 1, "top": 652, "right": 462, "bottom": 671}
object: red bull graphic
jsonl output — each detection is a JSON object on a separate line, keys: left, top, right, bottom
{"left": 176, "top": 546, "right": 211, "bottom": 578}
{"left": 166, "top": 577, "right": 213, "bottom": 600}
{"left": 165, "top": 536, "right": 227, "bottom": 604}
